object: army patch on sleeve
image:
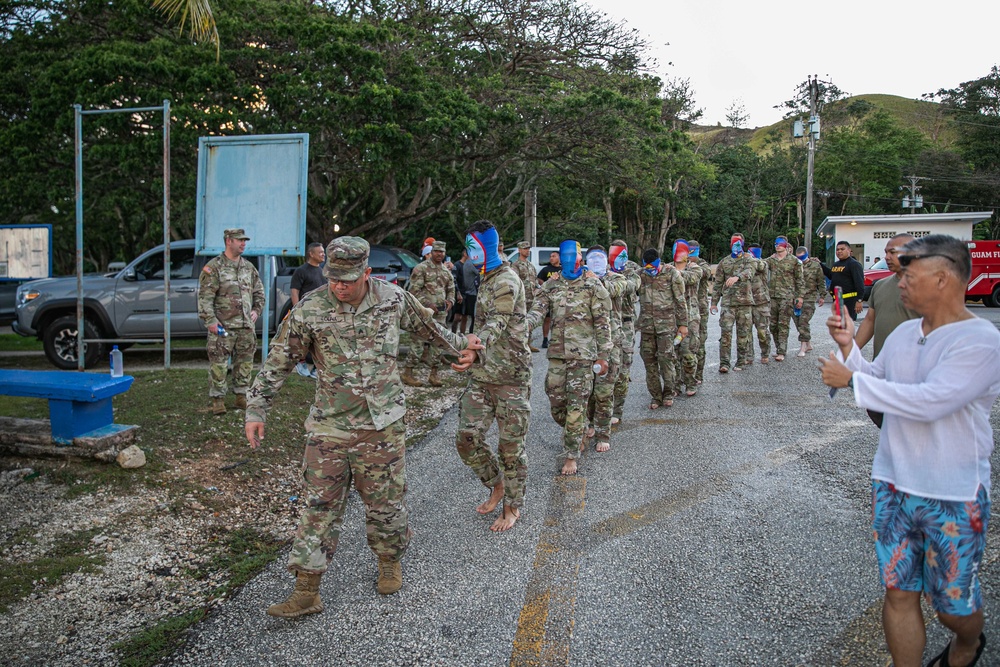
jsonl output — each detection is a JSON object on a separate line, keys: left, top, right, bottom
{"left": 202, "top": 266, "right": 212, "bottom": 274}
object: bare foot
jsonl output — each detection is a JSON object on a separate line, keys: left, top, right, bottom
{"left": 663, "top": 399, "right": 673, "bottom": 407}
{"left": 649, "top": 401, "right": 660, "bottom": 410}
{"left": 490, "top": 505, "right": 520, "bottom": 532}
{"left": 476, "top": 482, "right": 504, "bottom": 514}
{"left": 561, "top": 459, "right": 578, "bottom": 475}
{"left": 596, "top": 441, "right": 610, "bottom": 453}
{"left": 585, "top": 426, "right": 595, "bottom": 438}
{"left": 685, "top": 390, "right": 697, "bottom": 397}
{"left": 610, "top": 417, "right": 620, "bottom": 426}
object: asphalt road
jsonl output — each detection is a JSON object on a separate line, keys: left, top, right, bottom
{"left": 160, "top": 307, "right": 1000, "bottom": 666}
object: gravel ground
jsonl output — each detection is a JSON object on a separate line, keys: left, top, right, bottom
{"left": 3, "top": 307, "right": 1000, "bottom": 666}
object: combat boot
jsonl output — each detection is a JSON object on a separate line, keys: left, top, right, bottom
{"left": 427, "top": 369, "right": 443, "bottom": 387}
{"left": 401, "top": 368, "right": 424, "bottom": 387}
{"left": 267, "top": 572, "right": 324, "bottom": 618}
{"left": 211, "top": 397, "right": 226, "bottom": 415}
{"left": 234, "top": 394, "right": 247, "bottom": 410}
{"left": 376, "top": 557, "right": 402, "bottom": 595}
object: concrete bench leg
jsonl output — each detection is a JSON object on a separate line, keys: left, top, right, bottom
{"left": 48, "top": 398, "right": 114, "bottom": 445}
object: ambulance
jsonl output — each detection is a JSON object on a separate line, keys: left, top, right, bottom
{"left": 966, "top": 240, "right": 1000, "bottom": 307}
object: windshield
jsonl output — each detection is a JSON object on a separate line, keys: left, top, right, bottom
{"left": 396, "top": 249, "right": 421, "bottom": 270}
{"left": 869, "top": 259, "right": 888, "bottom": 270}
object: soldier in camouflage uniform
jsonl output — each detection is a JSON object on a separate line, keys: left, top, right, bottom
{"left": 403, "top": 240, "right": 456, "bottom": 387}
{"left": 686, "top": 240, "right": 712, "bottom": 384}
{"left": 672, "top": 240, "right": 703, "bottom": 396}
{"left": 454, "top": 221, "right": 532, "bottom": 531}
{"left": 583, "top": 245, "right": 637, "bottom": 451}
{"left": 765, "top": 236, "right": 804, "bottom": 361}
{"left": 245, "top": 237, "right": 479, "bottom": 618}
{"left": 511, "top": 240, "right": 540, "bottom": 352}
{"left": 197, "top": 228, "right": 265, "bottom": 415}
{"left": 710, "top": 235, "right": 757, "bottom": 372}
{"left": 747, "top": 243, "right": 772, "bottom": 363}
{"left": 793, "top": 246, "right": 827, "bottom": 357}
{"left": 609, "top": 240, "right": 641, "bottom": 425}
{"left": 527, "top": 240, "right": 612, "bottom": 476}
{"left": 637, "top": 248, "right": 688, "bottom": 408}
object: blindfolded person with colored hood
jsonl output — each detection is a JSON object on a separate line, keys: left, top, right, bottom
{"left": 763, "top": 235, "right": 805, "bottom": 362}
{"left": 454, "top": 220, "right": 533, "bottom": 532}
{"left": 526, "top": 240, "right": 613, "bottom": 476}
{"left": 792, "top": 245, "right": 828, "bottom": 356}
{"left": 636, "top": 247, "right": 689, "bottom": 409}
{"left": 608, "top": 239, "right": 641, "bottom": 425}
{"left": 685, "top": 240, "right": 713, "bottom": 384}
{"left": 671, "top": 240, "right": 704, "bottom": 397}
{"left": 710, "top": 232, "right": 758, "bottom": 372}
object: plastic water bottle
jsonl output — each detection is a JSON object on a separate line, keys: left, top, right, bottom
{"left": 793, "top": 305, "right": 802, "bottom": 317}
{"left": 110, "top": 345, "right": 123, "bottom": 378}
{"left": 673, "top": 333, "right": 684, "bottom": 346}
{"left": 216, "top": 324, "right": 228, "bottom": 337}
{"left": 592, "top": 363, "right": 605, "bottom": 376}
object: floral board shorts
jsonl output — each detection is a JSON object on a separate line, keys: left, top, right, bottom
{"left": 872, "top": 479, "right": 990, "bottom": 616}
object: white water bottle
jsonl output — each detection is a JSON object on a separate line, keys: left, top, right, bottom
{"left": 110, "top": 345, "right": 123, "bottom": 378}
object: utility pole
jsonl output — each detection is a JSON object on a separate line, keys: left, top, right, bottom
{"left": 901, "top": 175, "right": 923, "bottom": 214}
{"left": 523, "top": 188, "right": 537, "bottom": 246}
{"left": 804, "top": 76, "right": 819, "bottom": 251}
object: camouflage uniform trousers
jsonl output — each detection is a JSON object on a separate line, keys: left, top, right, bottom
{"left": 753, "top": 305, "right": 771, "bottom": 359}
{"left": 544, "top": 359, "right": 595, "bottom": 461}
{"left": 455, "top": 381, "right": 531, "bottom": 510}
{"left": 587, "top": 345, "right": 621, "bottom": 442}
{"left": 718, "top": 306, "right": 753, "bottom": 368}
{"left": 678, "top": 317, "right": 700, "bottom": 391}
{"left": 207, "top": 327, "right": 256, "bottom": 397}
{"left": 404, "top": 310, "right": 449, "bottom": 370}
{"left": 768, "top": 297, "right": 795, "bottom": 356}
{"left": 794, "top": 300, "right": 818, "bottom": 342}
{"left": 695, "top": 310, "right": 709, "bottom": 382}
{"left": 288, "top": 421, "right": 410, "bottom": 574}
{"left": 612, "top": 321, "right": 636, "bottom": 420}
{"left": 639, "top": 331, "right": 677, "bottom": 403}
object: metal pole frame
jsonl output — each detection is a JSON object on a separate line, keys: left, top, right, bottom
{"left": 73, "top": 101, "right": 172, "bottom": 371}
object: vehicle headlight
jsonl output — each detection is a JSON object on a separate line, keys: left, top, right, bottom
{"left": 17, "top": 289, "right": 40, "bottom": 306}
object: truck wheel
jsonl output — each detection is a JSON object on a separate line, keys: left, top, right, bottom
{"left": 990, "top": 285, "right": 1000, "bottom": 308}
{"left": 43, "top": 315, "right": 107, "bottom": 369}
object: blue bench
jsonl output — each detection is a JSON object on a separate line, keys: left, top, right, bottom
{"left": 0, "top": 370, "right": 134, "bottom": 444}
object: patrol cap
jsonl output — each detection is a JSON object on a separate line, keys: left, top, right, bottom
{"left": 517, "top": 241, "right": 530, "bottom": 249}
{"left": 432, "top": 240, "right": 446, "bottom": 252}
{"left": 224, "top": 228, "right": 250, "bottom": 241}
{"left": 323, "top": 236, "right": 370, "bottom": 282}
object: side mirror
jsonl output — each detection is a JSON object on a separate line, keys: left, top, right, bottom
{"left": 122, "top": 267, "right": 137, "bottom": 281}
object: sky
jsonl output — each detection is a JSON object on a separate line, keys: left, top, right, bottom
{"left": 583, "top": 0, "right": 999, "bottom": 128}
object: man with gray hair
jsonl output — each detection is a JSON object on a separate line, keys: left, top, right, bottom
{"left": 245, "top": 236, "right": 480, "bottom": 617}
{"left": 820, "top": 234, "right": 1000, "bottom": 667}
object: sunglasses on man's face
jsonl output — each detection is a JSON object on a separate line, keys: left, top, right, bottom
{"left": 897, "top": 253, "right": 958, "bottom": 268}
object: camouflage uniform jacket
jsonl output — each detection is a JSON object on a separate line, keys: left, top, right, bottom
{"left": 510, "top": 258, "right": 537, "bottom": 308}
{"left": 246, "top": 279, "right": 468, "bottom": 432}
{"left": 407, "top": 260, "right": 455, "bottom": 314}
{"left": 599, "top": 270, "right": 638, "bottom": 346}
{"left": 750, "top": 258, "right": 770, "bottom": 307}
{"left": 801, "top": 257, "right": 827, "bottom": 302}
{"left": 471, "top": 264, "right": 532, "bottom": 386}
{"left": 710, "top": 254, "right": 757, "bottom": 308}
{"left": 765, "top": 253, "right": 804, "bottom": 301}
{"left": 198, "top": 254, "right": 265, "bottom": 329}
{"left": 679, "top": 261, "right": 704, "bottom": 323}
{"left": 637, "top": 266, "right": 689, "bottom": 334}
{"left": 689, "top": 257, "right": 712, "bottom": 317}
{"left": 526, "top": 275, "right": 613, "bottom": 362}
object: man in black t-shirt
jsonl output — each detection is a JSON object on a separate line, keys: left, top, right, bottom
{"left": 828, "top": 241, "right": 865, "bottom": 321}
{"left": 536, "top": 251, "right": 561, "bottom": 347}
{"left": 290, "top": 242, "right": 326, "bottom": 377}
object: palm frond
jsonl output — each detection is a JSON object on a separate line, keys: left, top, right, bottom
{"left": 151, "top": 0, "right": 220, "bottom": 59}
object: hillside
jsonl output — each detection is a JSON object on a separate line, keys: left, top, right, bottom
{"left": 687, "top": 94, "right": 957, "bottom": 153}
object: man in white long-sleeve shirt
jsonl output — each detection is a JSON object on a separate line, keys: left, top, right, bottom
{"left": 820, "top": 234, "right": 1000, "bottom": 667}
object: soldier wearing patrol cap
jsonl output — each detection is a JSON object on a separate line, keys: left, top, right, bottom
{"left": 403, "top": 239, "right": 456, "bottom": 387}
{"left": 198, "top": 228, "right": 265, "bottom": 415}
{"left": 510, "top": 241, "right": 540, "bottom": 352}
{"left": 245, "top": 236, "right": 481, "bottom": 618}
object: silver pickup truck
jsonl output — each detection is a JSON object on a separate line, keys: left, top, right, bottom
{"left": 12, "top": 240, "right": 298, "bottom": 369}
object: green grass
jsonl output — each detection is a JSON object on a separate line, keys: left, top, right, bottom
{"left": 0, "top": 528, "right": 105, "bottom": 613}
{"left": 113, "top": 607, "right": 207, "bottom": 667}
{"left": 0, "top": 333, "right": 42, "bottom": 352}
{"left": 202, "top": 527, "right": 285, "bottom": 593}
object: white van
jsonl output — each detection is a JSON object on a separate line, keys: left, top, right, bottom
{"left": 504, "top": 246, "right": 561, "bottom": 275}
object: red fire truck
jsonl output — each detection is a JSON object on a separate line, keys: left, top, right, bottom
{"left": 967, "top": 240, "right": 1000, "bottom": 307}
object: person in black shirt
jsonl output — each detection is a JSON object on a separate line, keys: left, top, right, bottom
{"left": 290, "top": 242, "right": 326, "bottom": 377}
{"left": 536, "top": 251, "right": 561, "bottom": 347}
{"left": 829, "top": 240, "right": 865, "bottom": 321}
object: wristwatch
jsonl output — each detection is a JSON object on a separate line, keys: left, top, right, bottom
{"left": 847, "top": 376, "right": 854, "bottom": 390}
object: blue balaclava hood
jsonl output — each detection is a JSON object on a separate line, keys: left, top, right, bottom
{"left": 748, "top": 245, "right": 762, "bottom": 259}
{"left": 560, "top": 240, "right": 583, "bottom": 280}
{"left": 730, "top": 241, "right": 743, "bottom": 258}
{"left": 609, "top": 245, "right": 628, "bottom": 273}
{"left": 586, "top": 248, "right": 609, "bottom": 277}
{"left": 465, "top": 225, "right": 502, "bottom": 273}
{"left": 689, "top": 243, "right": 700, "bottom": 258}
{"left": 796, "top": 248, "right": 809, "bottom": 261}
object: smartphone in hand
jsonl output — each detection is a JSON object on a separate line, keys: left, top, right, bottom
{"left": 833, "top": 286, "right": 847, "bottom": 329}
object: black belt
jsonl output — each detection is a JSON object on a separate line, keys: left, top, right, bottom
{"left": 622, "top": 317, "right": 632, "bottom": 322}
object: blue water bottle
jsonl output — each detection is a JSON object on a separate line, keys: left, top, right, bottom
{"left": 216, "top": 324, "right": 228, "bottom": 337}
